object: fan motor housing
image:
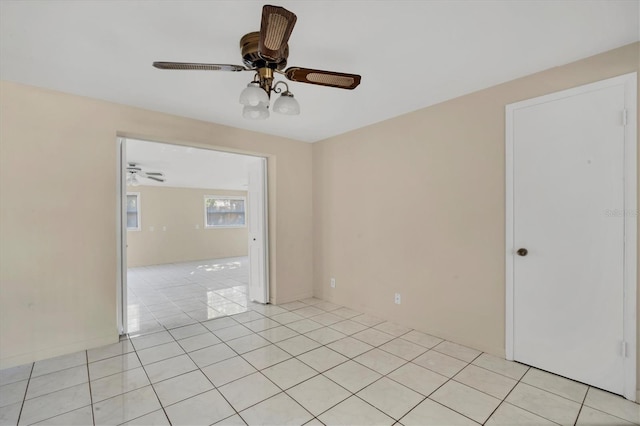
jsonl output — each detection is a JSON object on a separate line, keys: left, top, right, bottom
{"left": 240, "top": 32, "right": 288, "bottom": 70}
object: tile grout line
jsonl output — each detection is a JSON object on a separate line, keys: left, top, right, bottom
{"left": 288, "top": 327, "right": 421, "bottom": 422}
{"left": 573, "top": 385, "right": 590, "bottom": 426}
{"left": 162, "top": 318, "right": 251, "bottom": 425}
{"left": 393, "top": 352, "right": 485, "bottom": 425}
{"left": 512, "top": 379, "right": 590, "bottom": 409}
{"left": 578, "top": 401, "right": 640, "bottom": 426}
{"left": 332, "top": 335, "right": 428, "bottom": 422}
{"left": 203, "top": 320, "right": 320, "bottom": 424}
{"left": 85, "top": 351, "right": 96, "bottom": 426}
{"left": 14, "top": 362, "right": 34, "bottom": 426}
{"left": 481, "top": 365, "right": 574, "bottom": 426}
{"left": 294, "top": 325, "right": 461, "bottom": 422}
{"left": 3, "top": 361, "right": 99, "bottom": 408}
{"left": 129, "top": 334, "right": 174, "bottom": 426}
{"left": 16, "top": 369, "right": 94, "bottom": 425}
{"left": 477, "top": 351, "right": 525, "bottom": 425}
{"left": 466, "top": 358, "right": 528, "bottom": 381}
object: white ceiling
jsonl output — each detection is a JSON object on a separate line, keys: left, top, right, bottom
{"left": 1, "top": 1, "right": 638, "bottom": 143}
{"left": 126, "top": 138, "right": 259, "bottom": 190}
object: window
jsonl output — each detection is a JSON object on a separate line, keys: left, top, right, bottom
{"left": 126, "top": 193, "right": 140, "bottom": 231}
{"left": 205, "top": 196, "right": 246, "bottom": 228}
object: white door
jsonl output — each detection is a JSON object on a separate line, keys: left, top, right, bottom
{"left": 506, "top": 73, "right": 637, "bottom": 400}
{"left": 247, "top": 157, "right": 269, "bottom": 304}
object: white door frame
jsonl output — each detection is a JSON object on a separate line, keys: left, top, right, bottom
{"left": 248, "top": 157, "right": 270, "bottom": 304}
{"left": 116, "top": 137, "right": 128, "bottom": 335}
{"left": 116, "top": 137, "right": 270, "bottom": 335}
{"left": 505, "top": 72, "right": 637, "bottom": 401}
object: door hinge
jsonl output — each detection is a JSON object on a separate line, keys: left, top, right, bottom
{"left": 621, "top": 341, "right": 628, "bottom": 357}
{"left": 622, "top": 109, "right": 628, "bottom": 126}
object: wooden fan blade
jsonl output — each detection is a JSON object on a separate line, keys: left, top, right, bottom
{"left": 285, "top": 67, "right": 361, "bottom": 90}
{"left": 259, "top": 5, "right": 297, "bottom": 62}
{"left": 146, "top": 176, "right": 165, "bottom": 182}
{"left": 153, "top": 62, "right": 246, "bottom": 71}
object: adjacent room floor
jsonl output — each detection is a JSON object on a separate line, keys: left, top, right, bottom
{"left": 1, "top": 293, "right": 638, "bottom": 425}
{"left": 126, "top": 257, "right": 251, "bottom": 335}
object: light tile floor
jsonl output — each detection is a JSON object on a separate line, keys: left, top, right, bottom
{"left": 126, "top": 257, "right": 250, "bottom": 335}
{"left": 1, "top": 260, "right": 638, "bottom": 425}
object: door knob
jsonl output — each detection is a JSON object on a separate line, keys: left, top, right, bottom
{"left": 517, "top": 248, "right": 528, "bottom": 256}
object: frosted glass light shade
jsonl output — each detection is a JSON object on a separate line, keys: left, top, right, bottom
{"left": 273, "top": 93, "right": 300, "bottom": 115}
{"left": 242, "top": 105, "right": 270, "bottom": 120}
{"left": 127, "top": 174, "right": 140, "bottom": 186}
{"left": 239, "top": 82, "right": 269, "bottom": 107}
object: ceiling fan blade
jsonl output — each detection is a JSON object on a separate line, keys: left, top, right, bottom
{"left": 146, "top": 176, "right": 165, "bottom": 182}
{"left": 284, "top": 67, "right": 361, "bottom": 90}
{"left": 259, "top": 5, "right": 297, "bottom": 62}
{"left": 153, "top": 62, "right": 246, "bottom": 71}
{"left": 143, "top": 172, "right": 164, "bottom": 176}
{"left": 127, "top": 166, "right": 142, "bottom": 171}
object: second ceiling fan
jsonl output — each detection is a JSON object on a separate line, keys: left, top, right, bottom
{"left": 153, "top": 4, "right": 361, "bottom": 119}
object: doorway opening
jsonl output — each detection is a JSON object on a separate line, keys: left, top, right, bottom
{"left": 116, "top": 138, "right": 269, "bottom": 336}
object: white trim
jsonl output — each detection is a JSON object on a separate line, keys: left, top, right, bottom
{"left": 248, "top": 157, "right": 270, "bottom": 304}
{"left": 204, "top": 195, "right": 247, "bottom": 229}
{"left": 261, "top": 158, "right": 270, "bottom": 304}
{"left": 116, "top": 137, "right": 127, "bottom": 336}
{"left": 126, "top": 192, "right": 141, "bottom": 231}
{"left": 505, "top": 72, "right": 637, "bottom": 401}
{"left": 505, "top": 104, "right": 515, "bottom": 361}
{"left": 622, "top": 73, "right": 637, "bottom": 401}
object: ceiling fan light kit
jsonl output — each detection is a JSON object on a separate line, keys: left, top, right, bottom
{"left": 126, "top": 173, "right": 140, "bottom": 187}
{"left": 272, "top": 87, "right": 299, "bottom": 115}
{"left": 239, "top": 81, "right": 269, "bottom": 107}
{"left": 152, "top": 4, "right": 361, "bottom": 120}
{"left": 126, "top": 163, "right": 165, "bottom": 186}
{"left": 242, "top": 104, "right": 270, "bottom": 120}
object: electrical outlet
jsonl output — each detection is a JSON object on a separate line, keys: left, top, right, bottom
{"left": 394, "top": 293, "right": 401, "bottom": 304}
{"left": 330, "top": 278, "right": 336, "bottom": 288}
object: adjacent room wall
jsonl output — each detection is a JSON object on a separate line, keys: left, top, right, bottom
{"left": 126, "top": 186, "right": 248, "bottom": 267}
{"left": 0, "top": 83, "right": 313, "bottom": 368}
{"left": 313, "top": 43, "right": 639, "bottom": 390}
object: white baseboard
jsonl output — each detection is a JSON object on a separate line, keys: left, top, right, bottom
{"left": 272, "top": 292, "right": 313, "bottom": 305}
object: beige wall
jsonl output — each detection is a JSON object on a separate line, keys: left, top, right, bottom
{"left": 0, "top": 82, "right": 313, "bottom": 368}
{"left": 0, "top": 42, "right": 637, "bottom": 393}
{"left": 312, "top": 43, "right": 639, "bottom": 391}
{"left": 126, "top": 186, "right": 248, "bottom": 267}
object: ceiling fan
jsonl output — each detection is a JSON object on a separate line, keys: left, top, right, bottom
{"left": 126, "top": 163, "right": 165, "bottom": 186}
{"left": 152, "top": 4, "right": 361, "bottom": 120}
